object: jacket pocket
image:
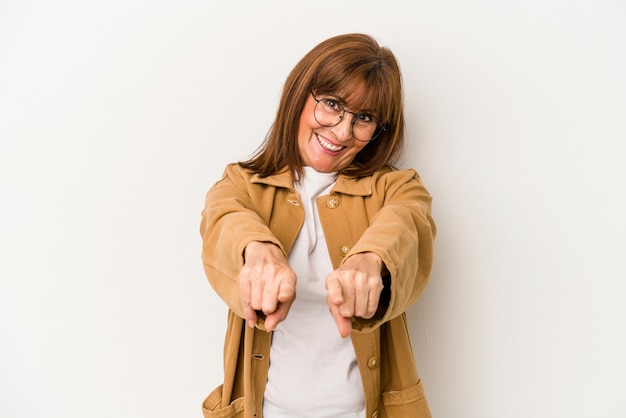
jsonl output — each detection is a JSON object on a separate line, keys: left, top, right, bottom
{"left": 201, "top": 384, "right": 245, "bottom": 418}
{"left": 380, "top": 380, "right": 431, "bottom": 418}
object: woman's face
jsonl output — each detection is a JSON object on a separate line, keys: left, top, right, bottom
{"left": 297, "top": 86, "right": 371, "bottom": 173}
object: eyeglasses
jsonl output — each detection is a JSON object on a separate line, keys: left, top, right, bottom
{"left": 311, "top": 92, "right": 386, "bottom": 142}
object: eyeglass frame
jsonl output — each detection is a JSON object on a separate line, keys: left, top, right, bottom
{"left": 310, "top": 91, "right": 387, "bottom": 142}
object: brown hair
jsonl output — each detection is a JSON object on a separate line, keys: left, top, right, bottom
{"left": 240, "top": 33, "right": 405, "bottom": 179}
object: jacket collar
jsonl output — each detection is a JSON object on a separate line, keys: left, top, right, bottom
{"left": 333, "top": 175, "right": 372, "bottom": 196}
{"left": 250, "top": 169, "right": 294, "bottom": 189}
{"left": 250, "top": 168, "right": 373, "bottom": 197}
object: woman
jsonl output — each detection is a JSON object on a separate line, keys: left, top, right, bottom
{"left": 200, "top": 33, "right": 436, "bottom": 418}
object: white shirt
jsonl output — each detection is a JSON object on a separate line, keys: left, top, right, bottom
{"left": 263, "top": 167, "right": 365, "bottom": 418}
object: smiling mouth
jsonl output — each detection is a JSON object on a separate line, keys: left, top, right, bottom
{"left": 316, "top": 134, "right": 344, "bottom": 152}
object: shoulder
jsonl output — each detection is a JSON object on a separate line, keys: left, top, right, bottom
{"left": 369, "top": 166, "right": 420, "bottom": 184}
{"left": 221, "top": 163, "right": 254, "bottom": 181}
{"left": 368, "top": 167, "right": 428, "bottom": 201}
{"left": 354, "top": 165, "right": 423, "bottom": 187}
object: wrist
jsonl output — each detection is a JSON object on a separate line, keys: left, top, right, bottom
{"left": 244, "top": 240, "right": 284, "bottom": 262}
{"left": 346, "top": 251, "right": 383, "bottom": 272}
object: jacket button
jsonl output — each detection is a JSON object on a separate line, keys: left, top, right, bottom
{"left": 371, "top": 410, "right": 379, "bottom": 418}
{"left": 327, "top": 197, "right": 339, "bottom": 208}
{"left": 340, "top": 246, "right": 349, "bottom": 256}
{"left": 368, "top": 357, "right": 378, "bottom": 369}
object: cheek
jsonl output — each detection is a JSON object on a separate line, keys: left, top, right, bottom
{"left": 300, "top": 99, "right": 318, "bottom": 126}
{"left": 297, "top": 109, "right": 309, "bottom": 133}
{"left": 352, "top": 141, "right": 369, "bottom": 154}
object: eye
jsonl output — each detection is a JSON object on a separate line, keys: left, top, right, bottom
{"left": 355, "top": 113, "right": 375, "bottom": 123}
{"left": 322, "top": 98, "right": 343, "bottom": 113}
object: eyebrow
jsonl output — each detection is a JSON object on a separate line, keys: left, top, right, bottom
{"left": 320, "top": 93, "right": 376, "bottom": 115}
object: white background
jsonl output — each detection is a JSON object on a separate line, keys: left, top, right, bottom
{"left": 1, "top": 1, "right": 625, "bottom": 417}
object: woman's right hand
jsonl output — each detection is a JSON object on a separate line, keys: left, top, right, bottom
{"left": 240, "top": 241, "right": 297, "bottom": 331}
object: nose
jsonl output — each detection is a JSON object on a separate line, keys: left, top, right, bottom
{"left": 331, "top": 113, "right": 355, "bottom": 141}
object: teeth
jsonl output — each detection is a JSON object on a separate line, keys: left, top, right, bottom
{"left": 316, "top": 134, "right": 343, "bottom": 152}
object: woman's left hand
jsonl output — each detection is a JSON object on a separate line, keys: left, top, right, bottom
{"left": 325, "top": 252, "right": 384, "bottom": 338}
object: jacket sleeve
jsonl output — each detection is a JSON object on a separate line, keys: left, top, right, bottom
{"left": 199, "top": 164, "right": 284, "bottom": 318}
{"left": 348, "top": 169, "right": 436, "bottom": 332}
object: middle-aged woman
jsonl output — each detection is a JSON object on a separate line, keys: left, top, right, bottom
{"left": 200, "top": 33, "right": 436, "bottom": 418}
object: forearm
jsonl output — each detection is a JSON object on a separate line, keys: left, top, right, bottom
{"left": 200, "top": 169, "right": 283, "bottom": 315}
{"left": 347, "top": 173, "right": 436, "bottom": 327}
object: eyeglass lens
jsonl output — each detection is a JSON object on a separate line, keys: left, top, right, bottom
{"left": 313, "top": 96, "right": 383, "bottom": 142}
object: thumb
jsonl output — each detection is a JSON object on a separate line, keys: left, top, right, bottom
{"left": 329, "top": 303, "right": 352, "bottom": 338}
{"left": 325, "top": 275, "right": 344, "bottom": 306}
{"left": 277, "top": 279, "right": 296, "bottom": 303}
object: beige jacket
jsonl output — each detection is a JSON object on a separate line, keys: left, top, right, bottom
{"left": 200, "top": 163, "right": 436, "bottom": 418}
